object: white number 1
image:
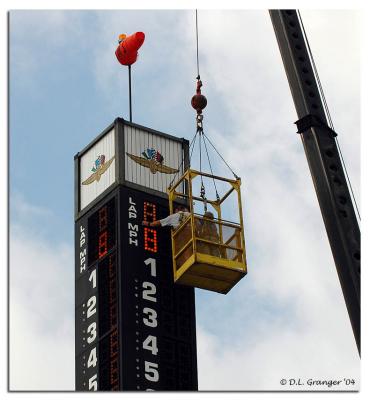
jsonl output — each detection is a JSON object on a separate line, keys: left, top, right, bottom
{"left": 144, "top": 258, "right": 157, "bottom": 277}
{"left": 89, "top": 269, "right": 96, "bottom": 288}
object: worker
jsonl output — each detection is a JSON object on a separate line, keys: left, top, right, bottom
{"left": 142, "top": 206, "right": 191, "bottom": 269}
{"left": 197, "top": 211, "right": 221, "bottom": 257}
{"left": 142, "top": 206, "right": 190, "bottom": 230}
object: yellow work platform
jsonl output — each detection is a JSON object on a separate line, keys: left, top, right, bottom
{"left": 168, "top": 169, "right": 247, "bottom": 294}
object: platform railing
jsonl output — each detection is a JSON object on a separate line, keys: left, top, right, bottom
{"left": 173, "top": 214, "right": 243, "bottom": 269}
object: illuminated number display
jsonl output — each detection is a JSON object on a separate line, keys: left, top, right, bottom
{"left": 97, "top": 253, "right": 119, "bottom": 390}
{"left": 88, "top": 198, "right": 116, "bottom": 266}
{"left": 143, "top": 202, "right": 158, "bottom": 253}
{"left": 125, "top": 195, "right": 161, "bottom": 390}
{"left": 75, "top": 196, "right": 119, "bottom": 391}
{"left": 123, "top": 190, "right": 197, "bottom": 391}
{"left": 88, "top": 199, "right": 119, "bottom": 391}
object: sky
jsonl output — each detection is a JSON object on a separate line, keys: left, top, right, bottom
{"left": 5, "top": 2, "right": 368, "bottom": 398}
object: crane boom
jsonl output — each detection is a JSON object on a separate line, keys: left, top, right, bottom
{"left": 269, "top": 10, "right": 360, "bottom": 355}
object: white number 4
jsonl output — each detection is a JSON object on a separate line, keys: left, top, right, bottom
{"left": 142, "top": 335, "right": 158, "bottom": 355}
{"left": 87, "top": 347, "right": 97, "bottom": 368}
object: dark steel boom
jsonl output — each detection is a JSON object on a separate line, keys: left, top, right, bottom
{"left": 269, "top": 10, "right": 360, "bottom": 355}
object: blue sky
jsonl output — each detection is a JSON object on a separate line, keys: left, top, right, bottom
{"left": 8, "top": 6, "right": 363, "bottom": 394}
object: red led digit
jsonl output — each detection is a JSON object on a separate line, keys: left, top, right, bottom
{"left": 109, "top": 277, "right": 117, "bottom": 304}
{"left": 110, "top": 329, "right": 119, "bottom": 387}
{"left": 110, "top": 330, "right": 119, "bottom": 358}
{"left": 98, "top": 231, "right": 108, "bottom": 258}
{"left": 99, "top": 205, "right": 108, "bottom": 231}
{"left": 108, "top": 255, "right": 116, "bottom": 278}
{"left": 110, "top": 356, "right": 119, "bottom": 386}
{"left": 144, "top": 227, "right": 158, "bottom": 253}
{"left": 143, "top": 202, "right": 158, "bottom": 252}
{"left": 144, "top": 202, "right": 156, "bottom": 222}
{"left": 109, "top": 257, "right": 116, "bottom": 300}
{"left": 110, "top": 302, "right": 117, "bottom": 327}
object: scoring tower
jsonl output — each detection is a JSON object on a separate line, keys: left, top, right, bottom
{"left": 74, "top": 118, "right": 198, "bottom": 391}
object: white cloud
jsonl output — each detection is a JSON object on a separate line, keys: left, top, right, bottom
{"left": 9, "top": 10, "right": 86, "bottom": 91}
{"left": 11, "top": 192, "right": 52, "bottom": 219}
{"left": 194, "top": 169, "right": 360, "bottom": 390}
{"left": 9, "top": 206, "right": 75, "bottom": 390}
{"left": 190, "top": 9, "right": 360, "bottom": 391}
{"left": 197, "top": 323, "right": 359, "bottom": 391}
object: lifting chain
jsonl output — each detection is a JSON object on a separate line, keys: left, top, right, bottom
{"left": 200, "top": 181, "right": 207, "bottom": 212}
{"left": 196, "top": 113, "right": 204, "bottom": 133}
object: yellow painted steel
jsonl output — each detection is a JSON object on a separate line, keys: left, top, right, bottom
{"left": 168, "top": 169, "right": 247, "bottom": 294}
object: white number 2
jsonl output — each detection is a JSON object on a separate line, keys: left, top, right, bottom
{"left": 87, "top": 296, "right": 96, "bottom": 318}
{"left": 142, "top": 282, "right": 156, "bottom": 302}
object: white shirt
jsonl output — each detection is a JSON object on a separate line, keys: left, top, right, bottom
{"left": 160, "top": 211, "right": 190, "bottom": 229}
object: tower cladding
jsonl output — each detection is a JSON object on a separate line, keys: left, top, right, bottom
{"left": 74, "top": 118, "right": 197, "bottom": 391}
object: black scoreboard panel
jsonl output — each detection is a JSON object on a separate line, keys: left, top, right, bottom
{"left": 75, "top": 186, "right": 197, "bottom": 391}
{"left": 119, "top": 186, "right": 197, "bottom": 390}
{"left": 75, "top": 192, "right": 119, "bottom": 391}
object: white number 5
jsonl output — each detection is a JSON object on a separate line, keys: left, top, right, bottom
{"left": 88, "top": 374, "right": 97, "bottom": 390}
{"left": 144, "top": 361, "right": 159, "bottom": 382}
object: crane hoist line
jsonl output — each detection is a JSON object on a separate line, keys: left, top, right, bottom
{"left": 167, "top": 10, "right": 248, "bottom": 295}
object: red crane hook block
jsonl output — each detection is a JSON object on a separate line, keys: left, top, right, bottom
{"left": 191, "top": 78, "right": 207, "bottom": 115}
{"left": 115, "top": 32, "right": 145, "bottom": 66}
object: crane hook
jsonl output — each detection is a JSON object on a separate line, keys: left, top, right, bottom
{"left": 191, "top": 76, "right": 207, "bottom": 116}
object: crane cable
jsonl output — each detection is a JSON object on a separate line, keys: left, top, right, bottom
{"left": 169, "top": 9, "right": 240, "bottom": 206}
{"left": 196, "top": 9, "right": 200, "bottom": 79}
{"left": 168, "top": 130, "right": 198, "bottom": 189}
{"left": 192, "top": 9, "right": 240, "bottom": 207}
{"left": 297, "top": 10, "right": 361, "bottom": 223}
{"left": 194, "top": 9, "right": 207, "bottom": 208}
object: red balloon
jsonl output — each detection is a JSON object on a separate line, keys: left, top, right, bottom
{"left": 115, "top": 32, "right": 145, "bottom": 66}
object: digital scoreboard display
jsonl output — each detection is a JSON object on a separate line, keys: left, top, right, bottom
{"left": 75, "top": 186, "right": 197, "bottom": 391}
{"left": 88, "top": 198, "right": 116, "bottom": 266}
{"left": 75, "top": 196, "right": 119, "bottom": 391}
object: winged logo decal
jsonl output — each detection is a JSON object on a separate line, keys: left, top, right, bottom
{"left": 126, "top": 148, "right": 179, "bottom": 175}
{"left": 82, "top": 154, "right": 115, "bottom": 185}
